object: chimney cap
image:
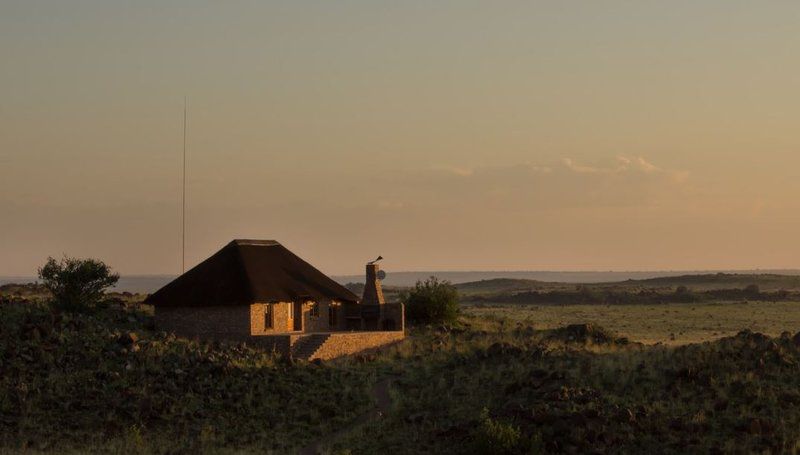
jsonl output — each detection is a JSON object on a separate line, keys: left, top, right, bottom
{"left": 368, "top": 255, "right": 383, "bottom": 264}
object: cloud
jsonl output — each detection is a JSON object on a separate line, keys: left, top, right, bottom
{"left": 433, "top": 166, "right": 475, "bottom": 177}
{"left": 562, "top": 155, "right": 664, "bottom": 175}
{"left": 377, "top": 200, "right": 405, "bottom": 210}
{"left": 377, "top": 156, "right": 689, "bottom": 211}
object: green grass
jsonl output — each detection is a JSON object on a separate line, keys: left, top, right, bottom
{"left": 464, "top": 301, "right": 800, "bottom": 345}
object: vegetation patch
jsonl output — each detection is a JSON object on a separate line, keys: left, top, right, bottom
{"left": 335, "top": 316, "right": 800, "bottom": 454}
{"left": 0, "top": 301, "right": 372, "bottom": 453}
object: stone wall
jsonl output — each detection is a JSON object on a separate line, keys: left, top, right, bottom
{"left": 249, "top": 302, "right": 294, "bottom": 334}
{"left": 154, "top": 305, "right": 251, "bottom": 341}
{"left": 311, "top": 331, "right": 405, "bottom": 360}
{"left": 303, "top": 300, "right": 329, "bottom": 332}
{"left": 381, "top": 303, "right": 405, "bottom": 331}
{"left": 155, "top": 305, "right": 405, "bottom": 360}
{"left": 248, "top": 300, "right": 349, "bottom": 334}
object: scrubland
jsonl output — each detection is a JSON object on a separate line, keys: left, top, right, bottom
{"left": 4, "top": 278, "right": 800, "bottom": 453}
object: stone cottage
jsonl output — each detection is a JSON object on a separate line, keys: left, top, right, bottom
{"left": 145, "top": 239, "right": 404, "bottom": 360}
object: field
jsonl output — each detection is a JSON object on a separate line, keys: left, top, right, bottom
{"left": 465, "top": 301, "right": 800, "bottom": 345}
{"left": 6, "top": 275, "right": 800, "bottom": 453}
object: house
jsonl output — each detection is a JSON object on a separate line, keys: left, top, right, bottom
{"left": 145, "top": 239, "right": 404, "bottom": 360}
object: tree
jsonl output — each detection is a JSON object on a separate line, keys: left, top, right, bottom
{"left": 402, "top": 276, "right": 459, "bottom": 324}
{"left": 38, "top": 256, "right": 119, "bottom": 311}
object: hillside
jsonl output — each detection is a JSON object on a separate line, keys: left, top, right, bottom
{"left": 628, "top": 273, "right": 800, "bottom": 291}
{"left": 455, "top": 273, "right": 800, "bottom": 300}
{"left": 5, "top": 294, "right": 800, "bottom": 453}
{"left": 0, "top": 300, "right": 373, "bottom": 452}
{"left": 335, "top": 321, "right": 800, "bottom": 454}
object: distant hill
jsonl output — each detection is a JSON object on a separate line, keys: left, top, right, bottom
{"left": 455, "top": 278, "right": 554, "bottom": 296}
{"left": 333, "top": 270, "right": 800, "bottom": 287}
{"left": 4, "top": 270, "right": 800, "bottom": 294}
{"left": 454, "top": 273, "right": 800, "bottom": 298}
{"left": 625, "top": 273, "right": 800, "bottom": 290}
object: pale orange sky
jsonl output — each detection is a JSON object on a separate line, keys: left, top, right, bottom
{"left": 2, "top": 2, "right": 800, "bottom": 276}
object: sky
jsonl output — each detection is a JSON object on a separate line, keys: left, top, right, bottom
{"left": 1, "top": 1, "right": 800, "bottom": 276}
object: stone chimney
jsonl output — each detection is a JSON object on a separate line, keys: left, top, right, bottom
{"left": 361, "top": 262, "right": 385, "bottom": 305}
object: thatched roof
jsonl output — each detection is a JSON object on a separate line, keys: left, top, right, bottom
{"left": 145, "top": 240, "right": 358, "bottom": 307}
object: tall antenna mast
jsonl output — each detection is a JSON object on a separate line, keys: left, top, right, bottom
{"left": 182, "top": 97, "right": 187, "bottom": 273}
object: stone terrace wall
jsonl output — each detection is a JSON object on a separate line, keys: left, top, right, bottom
{"left": 312, "top": 331, "right": 405, "bottom": 360}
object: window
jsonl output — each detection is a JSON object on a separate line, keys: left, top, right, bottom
{"left": 329, "top": 304, "right": 337, "bottom": 327}
{"left": 264, "top": 304, "right": 273, "bottom": 329}
{"left": 309, "top": 302, "right": 319, "bottom": 317}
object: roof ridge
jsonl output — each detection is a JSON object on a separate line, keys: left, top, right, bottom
{"left": 231, "top": 239, "right": 281, "bottom": 246}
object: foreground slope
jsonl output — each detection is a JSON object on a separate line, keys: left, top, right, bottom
{"left": 338, "top": 318, "right": 800, "bottom": 454}
{"left": 4, "top": 296, "right": 800, "bottom": 453}
{"left": 0, "top": 301, "right": 372, "bottom": 453}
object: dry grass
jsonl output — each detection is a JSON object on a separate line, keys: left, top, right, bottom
{"left": 464, "top": 300, "right": 800, "bottom": 345}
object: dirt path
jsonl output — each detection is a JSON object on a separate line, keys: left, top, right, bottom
{"left": 298, "top": 378, "right": 393, "bottom": 455}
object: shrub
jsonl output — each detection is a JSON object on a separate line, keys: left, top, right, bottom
{"left": 402, "top": 276, "right": 459, "bottom": 324}
{"left": 472, "top": 408, "right": 522, "bottom": 454}
{"left": 38, "top": 256, "right": 119, "bottom": 311}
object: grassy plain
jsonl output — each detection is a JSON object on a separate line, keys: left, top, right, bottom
{"left": 464, "top": 301, "right": 800, "bottom": 345}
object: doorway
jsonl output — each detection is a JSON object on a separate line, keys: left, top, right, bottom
{"left": 293, "top": 301, "right": 303, "bottom": 331}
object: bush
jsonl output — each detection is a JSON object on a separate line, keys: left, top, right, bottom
{"left": 38, "top": 256, "right": 119, "bottom": 311}
{"left": 402, "top": 276, "right": 459, "bottom": 324}
{"left": 472, "top": 408, "right": 522, "bottom": 454}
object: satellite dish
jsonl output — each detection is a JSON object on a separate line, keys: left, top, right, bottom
{"left": 377, "top": 270, "right": 387, "bottom": 281}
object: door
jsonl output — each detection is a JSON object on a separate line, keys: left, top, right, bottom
{"left": 329, "top": 305, "right": 337, "bottom": 328}
{"left": 293, "top": 301, "right": 303, "bottom": 331}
